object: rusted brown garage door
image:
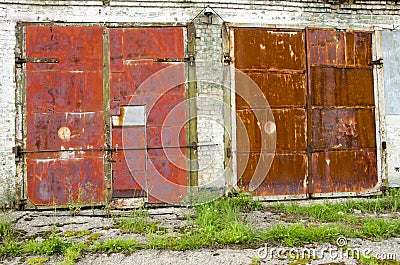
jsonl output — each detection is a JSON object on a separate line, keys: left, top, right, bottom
{"left": 109, "top": 27, "right": 188, "bottom": 204}
{"left": 307, "top": 28, "right": 377, "bottom": 196}
{"left": 233, "top": 27, "right": 378, "bottom": 198}
{"left": 25, "top": 26, "right": 105, "bottom": 206}
{"left": 234, "top": 28, "right": 308, "bottom": 198}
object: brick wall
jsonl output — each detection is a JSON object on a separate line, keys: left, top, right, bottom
{"left": 0, "top": 0, "right": 400, "bottom": 205}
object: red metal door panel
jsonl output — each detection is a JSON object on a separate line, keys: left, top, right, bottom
{"left": 112, "top": 127, "right": 146, "bottom": 198}
{"left": 234, "top": 28, "right": 308, "bottom": 198}
{"left": 25, "top": 26, "right": 105, "bottom": 206}
{"left": 26, "top": 26, "right": 103, "bottom": 71}
{"left": 27, "top": 158, "right": 104, "bottom": 205}
{"left": 109, "top": 27, "right": 187, "bottom": 203}
{"left": 307, "top": 28, "right": 378, "bottom": 196}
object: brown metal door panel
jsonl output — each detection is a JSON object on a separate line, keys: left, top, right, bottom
{"left": 234, "top": 28, "right": 308, "bottom": 198}
{"left": 312, "top": 109, "right": 376, "bottom": 151}
{"left": 353, "top": 32, "right": 373, "bottom": 67}
{"left": 112, "top": 127, "right": 146, "bottom": 197}
{"left": 236, "top": 108, "right": 277, "bottom": 153}
{"left": 234, "top": 28, "right": 306, "bottom": 71}
{"left": 237, "top": 153, "right": 307, "bottom": 196}
{"left": 307, "top": 29, "right": 372, "bottom": 67}
{"left": 311, "top": 151, "right": 377, "bottom": 194}
{"left": 110, "top": 27, "right": 188, "bottom": 203}
{"left": 26, "top": 26, "right": 103, "bottom": 71}
{"left": 310, "top": 67, "right": 374, "bottom": 107}
{"left": 273, "top": 109, "right": 307, "bottom": 152}
{"left": 27, "top": 157, "right": 105, "bottom": 205}
{"left": 25, "top": 26, "right": 105, "bottom": 206}
{"left": 234, "top": 27, "right": 378, "bottom": 199}
{"left": 307, "top": 28, "right": 378, "bottom": 196}
{"left": 244, "top": 73, "right": 307, "bottom": 108}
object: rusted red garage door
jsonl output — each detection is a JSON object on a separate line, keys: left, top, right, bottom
{"left": 307, "top": 28, "right": 377, "bottom": 196}
{"left": 233, "top": 27, "right": 378, "bottom": 198}
{"left": 234, "top": 28, "right": 308, "bottom": 198}
{"left": 109, "top": 27, "right": 188, "bottom": 203}
{"left": 25, "top": 26, "right": 105, "bottom": 206}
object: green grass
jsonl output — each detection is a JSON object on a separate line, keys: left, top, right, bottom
{"left": 272, "top": 189, "right": 400, "bottom": 223}
{"left": 23, "top": 236, "right": 73, "bottom": 256}
{"left": 92, "top": 238, "right": 141, "bottom": 254}
{"left": 357, "top": 218, "right": 400, "bottom": 239}
{"left": 0, "top": 217, "right": 15, "bottom": 241}
{"left": 114, "top": 209, "right": 165, "bottom": 234}
{"left": 263, "top": 223, "right": 350, "bottom": 247}
{"left": 148, "top": 195, "right": 263, "bottom": 250}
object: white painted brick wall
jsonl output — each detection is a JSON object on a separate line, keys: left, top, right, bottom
{"left": 195, "top": 22, "right": 225, "bottom": 189}
{"left": 386, "top": 115, "right": 400, "bottom": 187}
{"left": 0, "top": 0, "right": 399, "bottom": 205}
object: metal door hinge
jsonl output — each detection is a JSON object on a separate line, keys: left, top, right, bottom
{"left": 223, "top": 54, "right": 232, "bottom": 65}
{"left": 13, "top": 146, "right": 22, "bottom": 158}
{"left": 226, "top": 147, "right": 232, "bottom": 158}
{"left": 370, "top": 58, "right": 383, "bottom": 68}
{"left": 382, "top": 141, "right": 387, "bottom": 150}
{"left": 15, "top": 57, "right": 59, "bottom": 66}
{"left": 153, "top": 54, "right": 195, "bottom": 63}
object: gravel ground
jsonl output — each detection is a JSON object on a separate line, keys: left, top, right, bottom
{"left": 1, "top": 202, "right": 400, "bottom": 265}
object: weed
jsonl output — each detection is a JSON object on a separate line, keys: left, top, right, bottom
{"left": 0, "top": 240, "right": 20, "bottom": 257}
{"left": 263, "top": 223, "right": 350, "bottom": 247}
{"left": 24, "top": 236, "right": 72, "bottom": 256}
{"left": 357, "top": 218, "right": 400, "bottom": 239}
{"left": 274, "top": 190, "right": 400, "bottom": 222}
{"left": 149, "top": 197, "right": 262, "bottom": 250}
{"left": 65, "top": 183, "right": 84, "bottom": 216}
{"left": 250, "top": 257, "right": 262, "bottom": 265}
{"left": 115, "top": 210, "right": 165, "bottom": 234}
{"left": 60, "top": 242, "right": 88, "bottom": 265}
{"left": 93, "top": 238, "right": 141, "bottom": 254}
{"left": 229, "top": 192, "right": 264, "bottom": 211}
{"left": 0, "top": 217, "right": 15, "bottom": 241}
